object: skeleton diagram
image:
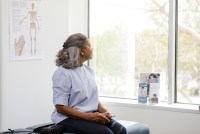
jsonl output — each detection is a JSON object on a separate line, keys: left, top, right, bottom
{"left": 20, "top": 3, "right": 39, "bottom": 56}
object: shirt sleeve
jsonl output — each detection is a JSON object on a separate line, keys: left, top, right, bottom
{"left": 52, "top": 70, "right": 71, "bottom": 106}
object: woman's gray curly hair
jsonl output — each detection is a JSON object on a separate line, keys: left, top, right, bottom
{"left": 56, "top": 33, "right": 87, "bottom": 68}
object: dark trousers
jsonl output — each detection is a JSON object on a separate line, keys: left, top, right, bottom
{"left": 58, "top": 118, "right": 127, "bottom": 134}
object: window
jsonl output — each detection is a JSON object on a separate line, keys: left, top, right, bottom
{"left": 177, "top": 0, "right": 200, "bottom": 104}
{"left": 89, "top": 0, "right": 200, "bottom": 105}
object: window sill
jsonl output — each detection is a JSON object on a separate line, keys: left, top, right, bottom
{"left": 100, "top": 97, "right": 200, "bottom": 114}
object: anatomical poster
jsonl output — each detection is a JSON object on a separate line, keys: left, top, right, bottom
{"left": 10, "top": 0, "right": 43, "bottom": 60}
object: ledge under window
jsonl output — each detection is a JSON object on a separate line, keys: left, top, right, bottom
{"left": 100, "top": 97, "right": 200, "bottom": 114}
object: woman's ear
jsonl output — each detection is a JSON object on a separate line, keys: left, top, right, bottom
{"left": 80, "top": 48, "right": 84, "bottom": 56}
{"left": 80, "top": 51, "right": 84, "bottom": 56}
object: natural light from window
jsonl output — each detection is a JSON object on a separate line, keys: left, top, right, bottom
{"left": 89, "top": 0, "right": 200, "bottom": 105}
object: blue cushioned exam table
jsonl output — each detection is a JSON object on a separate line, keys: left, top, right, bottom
{"left": 118, "top": 120, "right": 149, "bottom": 134}
{"left": 29, "top": 120, "right": 150, "bottom": 134}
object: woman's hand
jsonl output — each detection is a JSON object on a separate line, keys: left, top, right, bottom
{"left": 102, "top": 111, "right": 113, "bottom": 120}
{"left": 87, "top": 112, "right": 110, "bottom": 124}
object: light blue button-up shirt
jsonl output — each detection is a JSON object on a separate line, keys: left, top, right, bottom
{"left": 51, "top": 64, "right": 99, "bottom": 124}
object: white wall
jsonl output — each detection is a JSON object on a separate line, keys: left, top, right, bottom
{"left": 0, "top": 0, "right": 200, "bottom": 134}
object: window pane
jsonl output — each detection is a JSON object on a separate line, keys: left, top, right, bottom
{"left": 89, "top": 0, "right": 168, "bottom": 101}
{"left": 177, "top": 0, "right": 200, "bottom": 104}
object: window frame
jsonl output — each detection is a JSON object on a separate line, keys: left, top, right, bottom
{"left": 168, "top": 0, "right": 177, "bottom": 104}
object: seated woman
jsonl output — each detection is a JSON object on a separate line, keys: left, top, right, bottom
{"left": 51, "top": 33, "right": 127, "bottom": 134}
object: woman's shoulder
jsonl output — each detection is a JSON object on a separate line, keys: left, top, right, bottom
{"left": 53, "top": 66, "right": 70, "bottom": 77}
{"left": 52, "top": 66, "right": 73, "bottom": 83}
